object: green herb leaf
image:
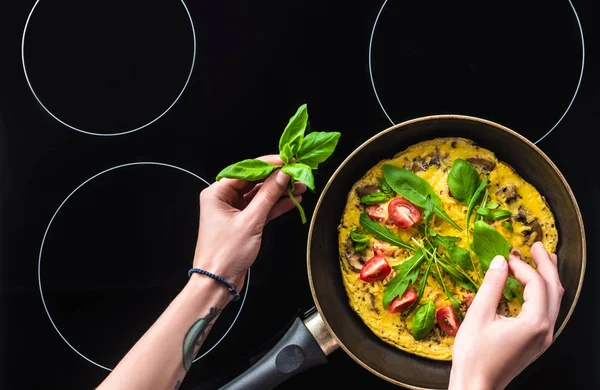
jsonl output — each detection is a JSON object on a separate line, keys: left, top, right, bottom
{"left": 449, "top": 245, "right": 473, "bottom": 271}
{"left": 476, "top": 207, "right": 492, "bottom": 219}
{"left": 280, "top": 143, "right": 293, "bottom": 164}
{"left": 383, "top": 250, "right": 425, "bottom": 307}
{"left": 406, "top": 261, "right": 433, "bottom": 316}
{"left": 295, "top": 131, "right": 341, "bottom": 169}
{"left": 382, "top": 165, "right": 462, "bottom": 231}
{"left": 449, "top": 296, "right": 464, "bottom": 321}
{"left": 438, "top": 260, "right": 478, "bottom": 292}
{"left": 279, "top": 104, "right": 308, "bottom": 155}
{"left": 492, "top": 209, "right": 513, "bottom": 221}
{"left": 350, "top": 228, "right": 369, "bottom": 252}
{"left": 359, "top": 213, "right": 413, "bottom": 251}
{"left": 487, "top": 202, "right": 499, "bottom": 209}
{"left": 432, "top": 235, "right": 462, "bottom": 249}
{"left": 379, "top": 178, "right": 394, "bottom": 197}
{"left": 466, "top": 178, "right": 489, "bottom": 235}
{"left": 447, "top": 158, "right": 480, "bottom": 202}
{"left": 502, "top": 221, "right": 514, "bottom": 233}
{"left": 411, "top": 300, "right": 436, "bottom": 340}
{"left": 423, "top": 194, "right": 434, "bottom": 226}
{"left": 282, "top": 162, "right": 315, "bottom": 190}
{"left": 216, "top": 159, "right": 279, "bottom": 181}
{"left": 503, "top": 276, "right": 524, "bottom": 304}
{"left": 360, "top": 192, "right": 389, "bottom": 204}
{"left": 472, "top": 220, "right": 511, "bottom": 272}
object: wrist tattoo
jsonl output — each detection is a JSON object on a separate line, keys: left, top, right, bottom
{"left": 182, "top": 307, "right": 222, "bottom": 371}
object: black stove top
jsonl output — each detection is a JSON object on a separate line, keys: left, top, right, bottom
{"left": 1, "top": 1, "right": 598, "bottom": 389}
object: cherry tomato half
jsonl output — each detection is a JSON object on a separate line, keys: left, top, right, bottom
{"left": 388, "top": 289, "right": 417, "bottom": 313}
{"left": 388, "top": 198, "right": 421, "bottom": 229}
{"left": 436, "top": 305, "right": 460, "bottom": 336}
{"left": 368, "top": 204, "right": 388, "bottom": 222}
{"left": 359, "top": 255, "right": 391, "bottom": 282}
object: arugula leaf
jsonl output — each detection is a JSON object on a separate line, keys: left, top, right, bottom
{"left": 349, "top": 228, "right": 369, "bottom": 252}
{"left": 502, "top": 221, "right": 514, "bottom": 232}
{"left": 280, "top": 143, "right": 293, "bottom": 164}
{"left": 449, "top": 296, "right": 464, "bottom": 321}
{"left": 503, "top": 276, "right": 524, "bottom": 304}
{"left": 432, "top": 235, "right": 461, "bottom": 249}
{"left": 216, "top": 159, "right": 280, "bottom": 181}
{"left": 359, "top": 213, "right": 413, "bottom": 251}
{"left": 406, "top": 260, "right": 433, "bottom": 316}
{"left": 449, "top": 245, "right": 473, "bottom": 271}
{"left": 383, "top": 250, "right": 425, "bottom": 307}
{"left": 466, "top": 178, "right": 489, "bottom": 236}
{"left": 411, "top": 300, "right": 436, "bottom": 340}
{"left": 447, "top": 158, "right": 480, "bottom": 202}
{"left": 360, "top": 192, "right": 389, "bottom": 204}
{"left": 279, "top": 104, "right": 308, "bottom": 154}
{"left": 382, "top": 165, "right": 462, "bottom": 231}
{"left": 423, "top": 194, "right": 434, "bottom": 226}
{"left": 379, "top": 177, "right": 394, "bottom": 197}
{"left": 472, "top": 220, "right": 511, "bottom": 272}
{"left": 295, "top": 131, "right": 341, "bottom": 169}
{"left": 438, "top": 260, "right": 478, "bottom": 292}
{"left": 282, "top": 162, "right": 315, "bottom": 190}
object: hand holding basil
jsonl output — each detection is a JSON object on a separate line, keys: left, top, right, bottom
{"left": 216, "top": 104, "right": 341, "bottom": 223}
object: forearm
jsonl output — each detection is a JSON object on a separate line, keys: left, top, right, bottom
{"left": 97, "top": 274, "right": 231, "bottom": 390}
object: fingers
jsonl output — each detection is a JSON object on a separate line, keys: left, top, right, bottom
{"left": 218, "top": 155, "right": 285, "bottom": 192}
{"left": 243, "top": 170, "right": 290, "bottom": 225}
{"left": 267, "top": 195, "right": 303, "bottom": 222}
{"left": 508, "top": 255, "right": 548, "bottom": 321}
{"left": 466, "top": 256, "right": 509, "bottom": 322}
{"left": 531, "top": 242, "right": 563, "bottom": 323}
{"left": 244, "top": 182, "right": 307, "bottom": 204}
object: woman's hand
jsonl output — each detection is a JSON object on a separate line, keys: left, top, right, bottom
{"left": 192, "top": 155, "right": 306, "bottom": 291}
{"left": 449, "top": 242, "right": 564, "bottom": 390}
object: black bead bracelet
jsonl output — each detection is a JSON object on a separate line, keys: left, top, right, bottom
{"left": 188, "top": 268, "right": 240, "bottom": 301}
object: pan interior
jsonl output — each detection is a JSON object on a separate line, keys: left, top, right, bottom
{"left": 308, "top": 116, "right": 585, "bottom": 389}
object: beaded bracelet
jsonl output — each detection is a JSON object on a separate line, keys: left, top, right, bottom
{"left": 188, "top": 268, "right": 240, "bottom": 301}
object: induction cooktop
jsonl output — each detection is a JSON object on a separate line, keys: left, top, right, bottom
{"left": 1, "top": 1, "right": 598, "bottom": 389}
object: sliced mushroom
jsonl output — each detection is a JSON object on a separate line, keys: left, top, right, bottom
{"left": 524, "top": 219, "right": 543, "bottom": 245}
{"left": 467, "top": 156, "right": 496, "bottom": 172}
{"left": 514, "top": 206, "right": 529, "bottom": 223}
{"left": 355, "top": 184, "right": 381, "bottom": 198}
{"left": 346, "top": 253, "right": 364, "bottom": 272}
{"left": 368, "top": 292, "right": 381, "bottom": 314}
{"left": 497, "top": 301, "right": 510, "bottom": 316}
{"left": 427, "top": 149, "right": 445, "bottom": 166}
{"left": 497, "top": 184, "right": 518, "bottom": 204}
{"left": 411, "top": 157, "right": 428, "bottom": 172}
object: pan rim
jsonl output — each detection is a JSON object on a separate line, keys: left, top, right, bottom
{"left": 306, "top": 114, "right": 586, "bottom": 390}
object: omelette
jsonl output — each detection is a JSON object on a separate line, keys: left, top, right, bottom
{"left": 337, "top": 137, "right": 557, "bottom": 360}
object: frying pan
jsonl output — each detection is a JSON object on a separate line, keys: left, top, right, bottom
{"left": 221, "top": 115, "right": 586, "bottom": 390}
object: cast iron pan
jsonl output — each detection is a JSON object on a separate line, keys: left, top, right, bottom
{"left": 220, "top": 115, "right": 586, "bottom": 390}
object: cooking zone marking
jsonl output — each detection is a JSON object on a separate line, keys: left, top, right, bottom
{"left": 368, "top": 0, "right": 585, "bottom": 145}
{"left": 37, "top": 162, "right": 250, "bottom": 371}
{"left": 21, "top": 0, "right": 197, "bottom": 136}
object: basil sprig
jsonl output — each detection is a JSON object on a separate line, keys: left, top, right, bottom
{"left": 382, "top": 165, "right": 462, "bottom": 231}
{"left": 411, "top": 300, "right": 436, "bottom": 340}
{"left": 216, "top": 104, "right": 340, "bottom": 223}
{"left": 472, "top": 220, "right": 511, "bottom": 272}
{"left": 349, "top": 228, "right": 369, "bottom": 252}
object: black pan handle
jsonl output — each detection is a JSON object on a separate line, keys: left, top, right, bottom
{"left": 219, "top": 309, "right": 338, "bottom": 390}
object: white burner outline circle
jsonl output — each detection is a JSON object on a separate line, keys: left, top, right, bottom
{"left": 37, "top": 162, "right": 250, "bottom": 371}
{"left": 368, "top": 0, "right": 585, "bottom": 145}
{"left": 21, "top": 0, "right": 197, "bottom": 137}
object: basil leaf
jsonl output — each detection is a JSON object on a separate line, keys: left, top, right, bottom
{"left": 350, "top": 228, "right": 369, "bottom": 251}
{"left": 449, "top": 245, "right": 473, "bottom": 271}
{"left": 476, "top": 207, "right": 492, "bottom": 219}
{"left": 492, "top": 209, "right": 513, "bottom": 221}
{"left": 503, "top": 276, "right": 524, "bottom": 304}
{"left": 359, "top": 213, "right": 414, "bottom": 251}
{"left": 280, "top": 143, "right": 293, "bottom": 164}
{"left": 282, "top": 162, "right": 315, "bottom": 190}
{"left": 383, "top": 250, "right": 425, "bottom": 307}
{"left": 216, "top": 159, "right": 279, "bottom": 181}
{"left": 466, "top": 178, "right": 489, "bottom": 235}
{"left": 502, "top": 221, "right": 514, "bottom": 233}
{"left": 295, "top": 131, "right": 341, "bottom": 169}
{"left": 379, "top": 177, "right": 394, "bottom": 197}
{"left": 447, "top": 158, "right": 480, "bottom": 202}
{"left": 487, "top": 202, "right": 499, "bottom": 209}
{"left": 360, "top": 192, "right": 389, "bottom": 204}
{"left": 279, "top": 104, "right": 308, "bottom": 155}
{"left": 412, "top": 300, "right": 436, "bottom": 340}
{"left": 472, "top": 220, "right": 511, "bottom": 272}
{"left": 423, "top": 194, "right": 434, "bottom": 226}
{"left": 382, "top": 165, "right": 462, "bottom": 231}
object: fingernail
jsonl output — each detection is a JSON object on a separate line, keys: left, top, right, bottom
{"left": 489, "top": 256, "right": 506, "bottom": 269}
{"left": 275, "top": 170, "right": 289, "bottom": 187}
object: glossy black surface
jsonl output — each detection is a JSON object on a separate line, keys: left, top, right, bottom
{"left": 0, "top": 0, "right": 598, "bottom": 389}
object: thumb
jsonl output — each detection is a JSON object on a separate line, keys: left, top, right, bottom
{"left": 467, "top": 256, "right": 509, "bottom": 322}
{"left": 244, "top": 169, "right": 290, "bottom": 225}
